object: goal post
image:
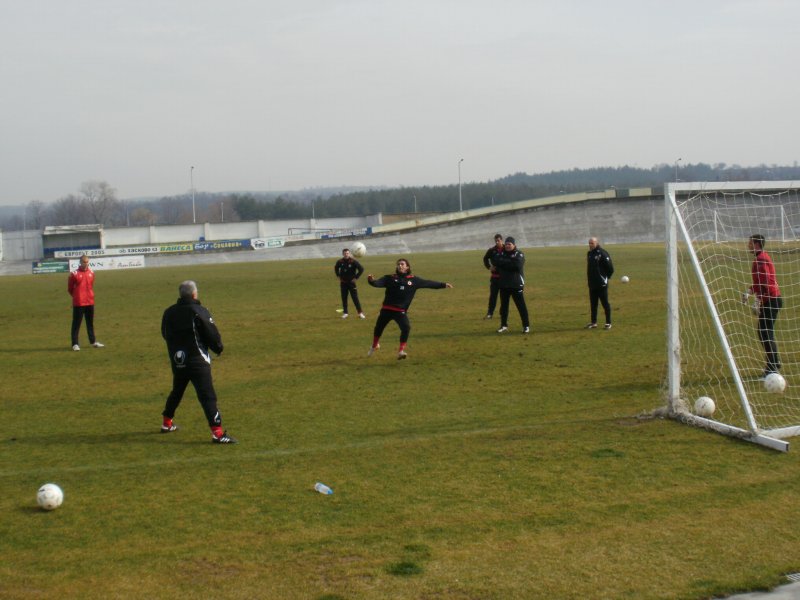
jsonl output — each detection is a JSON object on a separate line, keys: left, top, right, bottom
{"left": 664, "top": 181, "right": 800, "bottom": 451}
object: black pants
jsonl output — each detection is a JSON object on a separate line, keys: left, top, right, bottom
{"left": 373, "top": 309, "right": 411, "bottom": 343}
{"left": 162, "top": 365, "right": 222, "bottom": 428}
{"left": 758, "top": 296, "right": 782, "bottom": 372}
{"left": 340, "top": 281, "right": 362, "bottom": 314}
{"left": 499, "top": 288, "right": 530, "bottom": 328}
{"left": 487, "top": 278, "right": 500, "bottom": 315}
{"left": 589, "top": 286, "right": 611, "bottom": 325}
{"left": 71, "top": 305, "right": 96, "bottom": 345}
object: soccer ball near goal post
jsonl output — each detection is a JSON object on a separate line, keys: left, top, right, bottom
{"left": 764, "top": 373, "right": 786, "bottom": 394}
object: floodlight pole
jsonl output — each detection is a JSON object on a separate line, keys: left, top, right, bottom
{"left": 458, "top": 158, "right": 464, "bottom": 211}
{"left": 675, "top": 158, "right": 682, "bottom": 183}
{"left": 190, "top": 166, "right": 196, "bottom": 224}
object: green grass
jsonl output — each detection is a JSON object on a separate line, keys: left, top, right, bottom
{"left": 1, "top": 244, "right": 798, "bottom": 599}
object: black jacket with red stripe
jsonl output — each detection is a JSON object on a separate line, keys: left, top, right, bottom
{"left": 368, "top": 273, "right": 447, "bottom": 312}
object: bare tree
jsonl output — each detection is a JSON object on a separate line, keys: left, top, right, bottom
{"left": 51, "top": 194, "right": 92, "bottom": 225}
{"left": 79, "top": 180, "right": 122, "bottom": 226}
{"left": 129, "top": 206, "right": 157, "bottom": 226}
{"left": 26, "top": 200, "right": 48, "bottom": 229}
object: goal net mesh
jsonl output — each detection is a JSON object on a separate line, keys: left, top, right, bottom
{"left": 670, "top": 185, "right": 800, "bottom": 435}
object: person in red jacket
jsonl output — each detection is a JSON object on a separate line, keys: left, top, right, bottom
{"left": 746, "top": 234, "right": 782, "bottom": 377}
{"left": 67, "top": 254, "right": 104, "bottom": 351}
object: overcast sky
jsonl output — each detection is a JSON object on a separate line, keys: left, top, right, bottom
{"left": 1, "top": 0, "right": 798, "bottom": 205}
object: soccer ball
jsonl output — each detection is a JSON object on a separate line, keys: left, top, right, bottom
{"left": 351, "top": 242, "right": 366, "bottom": 258}
{"left": 37, "top": 483, "right": 64, "bottom": 511}
{"left": 621, "top": 275, "right": 630, "bottom": 283}
{"left": 764, "top": 372, "right": 786, "bottom": 394}
{"left": 694, "top": 396, "right": 715, "bottom": 417}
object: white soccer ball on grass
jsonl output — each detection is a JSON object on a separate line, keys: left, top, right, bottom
{"left": 351, "top": 241, "right": 366, "bottom": 258}
{"left": 37, "top": 483, "right": 64, "bottom": 511}
{"left": 620, "top": 275, "right": 630, "bottom": 283}
{"left": 694, "top": 396, "right": 715, "bottom": 417}
{"left": 764, "top": 372, "right": 786, "bottom": 394}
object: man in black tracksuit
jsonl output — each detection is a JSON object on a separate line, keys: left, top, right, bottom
{"left": 586, "top": 237, "right": 614, "bottom": 330}
{"left": 482, "top": 233, "right": 504, "bottom": 319}
{"left": 334, "top": 248, "right": 365, "bottom": 319}
{"left": 366, "top": 258, "right": 453, "bottom": 360}
{"left": 493, "top": 236, "right": 530, "bottom": 334}
{"left": 160, "top": 280, "right": 236, "bottom": 443}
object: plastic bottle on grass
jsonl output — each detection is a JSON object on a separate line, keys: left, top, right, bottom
{"left": 314, "top": 482, "right": 333, "bottom": 495}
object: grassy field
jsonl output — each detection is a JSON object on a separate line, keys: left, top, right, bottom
{"left": 1, "top": 244, "right": 799, "bottom": 600}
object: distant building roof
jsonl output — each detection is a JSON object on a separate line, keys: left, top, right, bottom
{"left": 43, "top": 224, "right": 104, "bottom": 236}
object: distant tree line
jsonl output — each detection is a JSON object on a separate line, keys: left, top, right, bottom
{"left": 3, "top": 162, "right": 799, "bottom": 231}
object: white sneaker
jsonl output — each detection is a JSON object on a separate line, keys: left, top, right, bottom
{"left": 523, "top": 327, "right": 530, "bottom": 334}
{"left": 72, "top": 344, "right": 80, "bottom": 351}
{"left": 342, "top": 313, "right": 349, "bottom": 319}
{"left": 91, "top": 341, "right": 105, "bottom": 348}
{"left": 397, "top": 350, "right": 408, "bottom": 360}
{"left": 604, "top": 323, "right": 612, "bottom": 330}
{"left": 484, "top": 314, "right": 493, "bottom": 320}
{"left": 497, "top": 326, "right": 509, "bottom": 333}
{"left": 367, "top": 344, "right": 380, "bottom": 357}
{"left": 358, "top": 313, "right": 366, "bottom": 319}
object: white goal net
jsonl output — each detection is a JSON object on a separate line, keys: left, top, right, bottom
{"left": 664, "top": 181, "right": 800, "bottom": 451}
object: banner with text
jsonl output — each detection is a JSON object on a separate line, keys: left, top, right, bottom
{"left": 250, "top": 237, "right": 285, "bottom": 250}
{"left": 68, "top": 256, "right": 146, "bottom": 271}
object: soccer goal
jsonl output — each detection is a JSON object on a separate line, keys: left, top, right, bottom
{"left": 664, "top": 181, "right": 800, "bottom": 451}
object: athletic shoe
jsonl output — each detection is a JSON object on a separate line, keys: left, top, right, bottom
{"left": 585, "top": 323, "right": 598, "bottom": 329}
{"left": 523, "top": 327, "right": 530, "bottom": 334}
{"left": 484, "top": 314, "right": 493, "bottom": 320}
{"left": 91, "top": 341, "right": 105, "bottom": 348}
{"left": 604, "top": 323, "right": 612, "bottom": 330}
{"left": 72, "top": 344, "right": 80, "bottom": 351}
{"left": 497, "top": 326, "right": 509, "bottom": 333}
{"left": 358, "top": 313, "right": 366, "bottom": 319}
{"left": 367, "top": 344, "right": 380, "bottom": 357}
{"left": 342, "top": 313, "right": 349, "bottom": 319}
{"left": 212, "top": 431, "right": 237, "bottom": 444}
{"left": 160, "top": 423, "right": 179, "bottom": 433}
{"left": 397, "top": 350, "right": 408, "bottom": 360}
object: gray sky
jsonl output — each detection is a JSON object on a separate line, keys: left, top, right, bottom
{"left": 1, "top": 0, "right": 798, "bottom": 205}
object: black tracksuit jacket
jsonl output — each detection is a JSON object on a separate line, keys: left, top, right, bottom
{"left": 368, "top": 273, "right": 447, "bottom": 312}
{"left": 161, "top": 298, "right": 223, "bottom": 370}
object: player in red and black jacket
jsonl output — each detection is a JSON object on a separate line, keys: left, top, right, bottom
{"left": 747, "top": 234, "right": 782, "bottom": 376}
{"left": 334, "top": 248, "right": 365, "bottom": 319}
{"left": 482, "top": 233, "right": 504, "bottom": 319}
{"left": 366, "top": 258, "right": 453, "bottom": 360}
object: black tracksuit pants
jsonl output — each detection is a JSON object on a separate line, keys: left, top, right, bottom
{"left": 340, "top": 281, "right": 362, "bottom": 314}
{"left": 71, "top": 305, "right": 96, "bottom": 345}
{"left": 589, "top": 286, "right": 611, "bottom": 325}
{"left": 162, "top": 365, "right": 222, "bottom": 428}
{"left": 759, "top": 296, "right": 782, "bottom": 372}
{"left": 373, "top": 309, "right": 411, "bottom": 343}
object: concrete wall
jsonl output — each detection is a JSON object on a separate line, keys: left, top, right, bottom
{"left": 0, "top": 191, "right": 666, "bottom": 271}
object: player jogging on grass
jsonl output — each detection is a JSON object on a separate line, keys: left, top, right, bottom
{"left": 366, "top": 258, "right": 453, "bottom": 359}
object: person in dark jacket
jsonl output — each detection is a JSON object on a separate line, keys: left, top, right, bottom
{"left": 160, "top": 280, "right": 236, "bottom": 444}
{"left": 366, "top": 258, "right": 453, "bottom": 359}
{"left": 482, "top": 233, "right": 504, "bottom": 319}
{"left": 334, "top": 248, "right": 365, "bottom": 319}
{"left": 586, "top": 237, "right": 615, "bottom": 330}
{"left": 493, "top": 237, "right": 530, "bottom": 334}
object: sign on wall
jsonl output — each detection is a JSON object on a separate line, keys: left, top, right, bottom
{"left": 68, "top": 256, "right": 146, "bottom": 271}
